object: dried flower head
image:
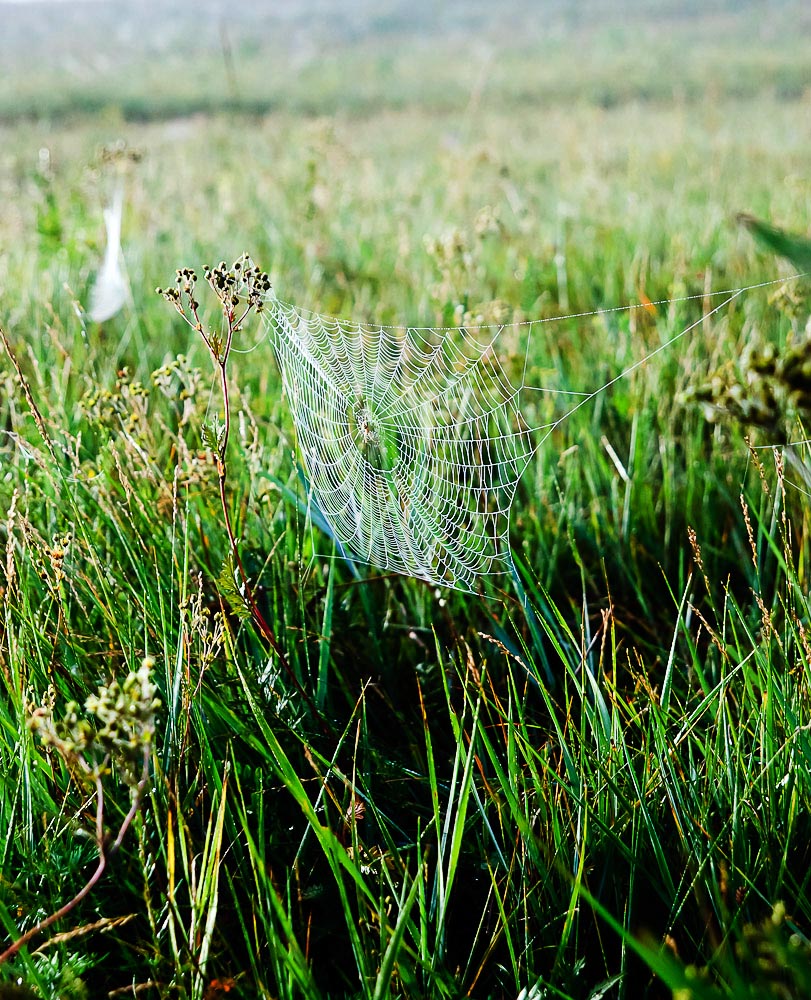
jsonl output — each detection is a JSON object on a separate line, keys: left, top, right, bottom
{"left": 29, "top": 657, "right": 160, "bottom": 789}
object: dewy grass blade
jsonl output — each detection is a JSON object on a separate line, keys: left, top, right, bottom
{"left": 233, "top": 655, "right": 380, "bottom": 991}
{"left": 317, "top": 550, "right": 336, "bottom": 710}
{"left": 660, "top": 578, "right": 693, "bottom": 713}
{"left": 191, "top": 762, "right": 230, "bottom": 1000}
{"left": 230, "top": 763, "right": 320, "bottom": 998}
{"left": 432, "top": 657, "right": 480, "bottom": 958}
{"left": 371, "top": 866, "right": 423, "bottom": 1000}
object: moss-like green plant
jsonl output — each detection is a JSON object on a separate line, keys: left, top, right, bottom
{"left": 0, "top": 660, "right": 158, "bottom": 965}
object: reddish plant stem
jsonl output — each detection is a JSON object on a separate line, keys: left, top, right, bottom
{"left": 0, "top": 749, "right": 150, "bottom": 965}
{"left": 187, "top": 290, "right": 321, "bottom": 719}
{"left": 214, "top": 347, "right": 288, "bottom": 666}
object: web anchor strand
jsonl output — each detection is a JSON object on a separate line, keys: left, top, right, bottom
{"left": 262, "top": 274, "right": 800, "bottom": 592}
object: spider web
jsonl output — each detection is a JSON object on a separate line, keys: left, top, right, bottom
{"left": 261, "top": 286, "right": 749, "bottom": 592}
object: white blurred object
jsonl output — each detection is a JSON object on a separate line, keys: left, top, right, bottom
{"left": 88, "top": 181, "right": 128, "bottom": 323}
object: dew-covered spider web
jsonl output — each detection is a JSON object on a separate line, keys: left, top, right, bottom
{"left": 260, "top": 280, "right": 779, "bottom": 593}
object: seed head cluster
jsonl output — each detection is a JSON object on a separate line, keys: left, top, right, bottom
{"left": 156, "top": 254, "right": 271, "bottom": 320}
{"left": 29, "top": 658, "right": 160, "bottom": 789}
{"left": 686, "top": 332, "right": 811, "bottom": 438}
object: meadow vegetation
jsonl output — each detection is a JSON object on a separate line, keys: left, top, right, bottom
{"left": 1, "top": 1, "right": 811, "bottom": 997}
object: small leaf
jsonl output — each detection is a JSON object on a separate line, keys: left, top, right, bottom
{"left": 201, "top": 417, "right": 226, "bottom": 454}
{"left": 217, "top": 552, "right": 252, "bottom": 620}
{"left": 201, "top": 423, "right": 217, "bottom": 452}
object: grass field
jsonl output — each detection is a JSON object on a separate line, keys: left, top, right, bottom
{"left": 2, "top": 1, "right": 811, "bottom": 997}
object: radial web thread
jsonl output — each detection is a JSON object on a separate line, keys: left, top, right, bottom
{"left": 261, "top": 281, "right": 782, "bottom": 592}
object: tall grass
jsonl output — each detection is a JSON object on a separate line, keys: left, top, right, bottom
{"left": 1, "top": 5, "right": 811, "bottom": 995}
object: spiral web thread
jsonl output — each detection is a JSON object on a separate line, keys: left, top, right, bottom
{"left": 262, "top": 285, "right": 755, "bottom": 592}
